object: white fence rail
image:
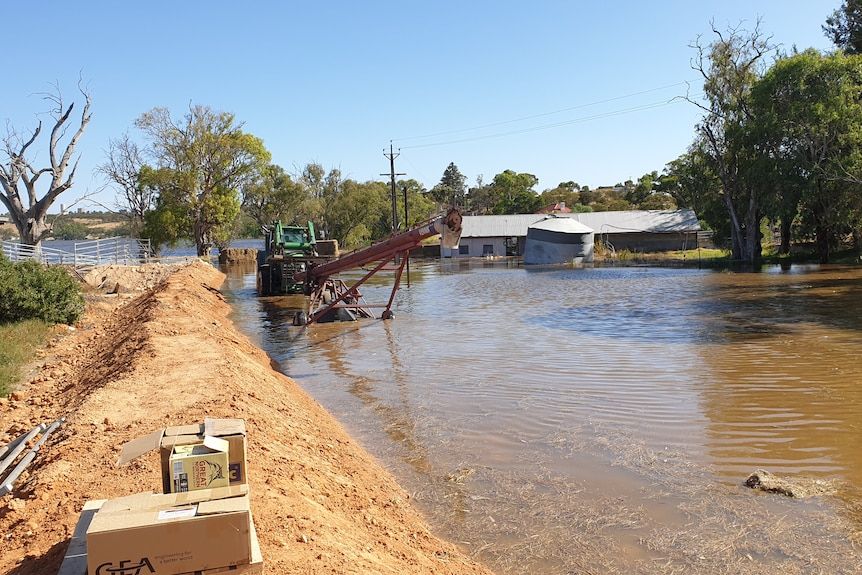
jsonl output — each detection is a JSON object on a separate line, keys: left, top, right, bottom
{"left": 1, "top": 237, "right": 154, "bottom": 270}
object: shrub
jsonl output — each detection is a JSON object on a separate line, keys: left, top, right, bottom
{"left": 0, "top": 256, "right": 84, "bottom": 324}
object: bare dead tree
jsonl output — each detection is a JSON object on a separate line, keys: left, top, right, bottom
{"left": 99, "top": 133, "right": 152, "bottom": 237}
{"left": 0, "top": 84, "right": 92, "bottom": 246}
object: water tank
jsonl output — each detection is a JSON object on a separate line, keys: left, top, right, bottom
{"left": 524, "top": 216, "right": 594, "bottom": 264}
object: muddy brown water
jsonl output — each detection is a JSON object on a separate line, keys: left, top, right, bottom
{"left": 223, "top": 260, "right": 862, "bottom": 574}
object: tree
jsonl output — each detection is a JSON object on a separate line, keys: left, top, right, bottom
{"left": 539, "top": 181, "right": 580, "bottom": 207}
{"left": 627, "top": 172, "right": 659, "bottom": 205}
{"left": 299, "top": 163, "right": 343, "bottom": 241}
{"left": 327, "top": 180, "right": 388, "bottom": 248}
{"left": 396, "top": 179, "right": 436, "bottom": 228}
{"left": 660, "top": 143, "right": 726, "bottom": 236}
{"left": 825, "top": 0, "right": 862, "bottom": 54}
{"left": 689, "top": 21, "right": 775, "bottom": 261}
{"left": 752, "top": 49, "right": 862, "bottom": 262}
{"left": 429, "top": 162, "right": 467, "bottom": 205}
{"left": 137, "top": 105, "right": 269, "bottom": 255}
{"left": 0, "top": 86, "right": 92, "bottom": 246}
{"left": 242, "top": 164, "right": 309, "bottom": 228}
{"left": 100, "top": 133, "right": 151, "bottom": 237}
{"left": 489, "top": 170, "right": 540, "bottom": 214}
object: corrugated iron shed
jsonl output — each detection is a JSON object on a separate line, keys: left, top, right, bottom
{"left": 460, "top": 209, "right": 700, "bottom": 238}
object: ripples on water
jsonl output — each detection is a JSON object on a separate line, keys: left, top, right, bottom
{"left": 223, "top": 261, "right": 862, "bottom": 574}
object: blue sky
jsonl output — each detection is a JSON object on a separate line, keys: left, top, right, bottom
{"left": 2, "top": 1, "right": 836, "bottom": 211}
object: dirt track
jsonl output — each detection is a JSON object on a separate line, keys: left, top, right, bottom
{"left": 0, "top": 261, "right": 492, "bottom": 575}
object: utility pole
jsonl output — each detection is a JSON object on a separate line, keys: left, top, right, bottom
{"left": 381, "top": 143, "right": 405, "bottom": 234}
{"left": 403, "top": 184, "right": 410, "bottom": 287}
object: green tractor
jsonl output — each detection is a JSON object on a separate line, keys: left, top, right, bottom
{"left": 257, "top": 221, "right": 317, "bottom": 296}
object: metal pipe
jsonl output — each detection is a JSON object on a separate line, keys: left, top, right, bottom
{"left": 0, "top": 418, "right": 64, "bottom": 496}
{"left": 0, "top": 424, "right": 44, "bottom": 479}
{"left": 0, "top": 427, "right": 38, "bottom": 462}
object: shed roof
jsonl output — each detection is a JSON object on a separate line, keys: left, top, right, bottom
{"left": 460, "top": 209, "right": 700, "bottom": 238}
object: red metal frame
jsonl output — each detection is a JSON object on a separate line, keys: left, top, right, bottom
{"left": 294, "top": 209, "right": 461, "bottom": 325}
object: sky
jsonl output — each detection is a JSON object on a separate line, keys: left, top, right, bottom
{"left": 1, "top": 1, "right": 837, "bottom": 212}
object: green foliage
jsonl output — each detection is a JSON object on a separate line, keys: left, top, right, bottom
{"left": 50, "top": 218, "right": 90, "bottom": 240}
{"left": 751, "top": 49, "right": 862, "bottom": 262}
{"left": 136, "top": 105, "right": 270, "bottom": 256}
{"left": 429, "top": 162, "right": 467, "bottom": 205}
{"left": 0, "top": 319, "right": 51, "bottom": 396}
{"left": 824, "top": 0, "right": 862, "bottom": 54}
{"left": 490, "top": 170, "right": 540, "bottom": 214}
{"left": 242, "top": 164, "right": 312, "bottom": 228}
{"left": 0, "top": 256, "right": 84, "bottom": 325}
{"left": 329, "top": 180, "right": 389, "bottom": 248}
{"left": 396, "top": 179, "right": 437, "bottom": 228}
{"left": 638, "top": 193, "right": 677, "bottom": 210}
{"left": 539, "top": 181, "right": 580, "bottom": 209}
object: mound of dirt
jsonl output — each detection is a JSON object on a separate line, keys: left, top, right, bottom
{"left": 0, "top": 260, "right": 491, "bottom": 575}
{"left": 218, "top": 248, "right": 259, "bottom": 264}
{"left": 81, "top": 263, "right": 185, "bottom": 292}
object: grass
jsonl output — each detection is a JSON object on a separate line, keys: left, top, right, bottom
{"left": 0, "top": 319, "right": 51, "bottom": 396}
{"left": 595, "top": 247, "right": 731, "bottom": 264}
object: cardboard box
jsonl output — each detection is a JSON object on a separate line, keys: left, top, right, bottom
{"left": 117, "top": 418, "right": 248, "bottom": 492}
{"left": 169, "top": 436, "right": 230, "bottom": 492}
{"left": 86, "top": 485, "right": 254, "bottom": 575}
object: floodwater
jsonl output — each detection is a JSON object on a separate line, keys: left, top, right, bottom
{"left": 223, "top": 260, "right": 862, "bottom": 574}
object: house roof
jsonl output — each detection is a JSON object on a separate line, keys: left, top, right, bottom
{"left": 460, "top": 209, "right": 700, "bottom": 238}
{"left": 537, "top": 202, "right": 573, "bottom": 214}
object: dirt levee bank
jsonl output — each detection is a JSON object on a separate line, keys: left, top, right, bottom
{"left": 0, "top": 261, "right": 492, "bottom": 575}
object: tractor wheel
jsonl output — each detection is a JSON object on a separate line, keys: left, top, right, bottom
{"left": 257, "top": 266, "right": 271, "bottom": 296}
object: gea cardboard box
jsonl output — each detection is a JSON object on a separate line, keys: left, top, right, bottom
{"left": 86, "top": 486, "right": 252, "bottom": 575}
{"left": 117, "top": 418, "right": 248, "bottom": 492}
{"left": 169, "top": 436, "right": 230, "bottom": 492}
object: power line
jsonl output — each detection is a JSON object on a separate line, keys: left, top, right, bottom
{"left": 393, "top": 80, "right": 698, "bottom": 144}
{"left": 400, "top": 95, "right": 700, "bottom": 150}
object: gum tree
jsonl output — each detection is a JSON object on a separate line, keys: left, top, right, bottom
{"left": 0, "top": 86, "right": 92, "bottom": 246}
{"left": 688, "top": 22, "right": 775, "bottom": 262}
{"left": 138, "top": 105, "right": 269, "bottom": 256}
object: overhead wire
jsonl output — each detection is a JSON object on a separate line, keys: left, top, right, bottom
{"left": 392, "top": 79, "right": 700, "bottom": 144}
{"left": 399, "top": 94, "right": 702, "bottom": 150}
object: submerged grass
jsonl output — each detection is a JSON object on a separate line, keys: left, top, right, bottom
{"left": 397, "top": 420, "right": 862, "bottom": 574}
{"left": 0, "top": 319, "right": 51, "bottom": 396}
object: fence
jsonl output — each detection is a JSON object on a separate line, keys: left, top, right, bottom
{"left": 1, "top": 237, "right": 154, "bottom": 272}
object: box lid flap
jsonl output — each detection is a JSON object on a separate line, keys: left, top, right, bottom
{"left": 98, "top": 492, "right": 155, "bottom": 514}
{"left": 204, "top": 418, "right": 246, "bottom": 437}
{"left": 197, "top": 494, "right": 249, "bottom": 515}
{"left": 161, "top": 434, "right": 203, "bottom": 449}
{"left": 202, "top": 435, "right": 229, "bottom": 453}
{"left": 96, "top": 485, "right": 248, "bottom": 517}
{"left": 165, "top": 423, "right": 204, "bottom": 437}
{"left": 116, "top": 429, "right": 165, "bottom": 467}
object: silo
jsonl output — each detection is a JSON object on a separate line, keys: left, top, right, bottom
{"left": 524, "top": 216, "right": 594, "bottom": 264}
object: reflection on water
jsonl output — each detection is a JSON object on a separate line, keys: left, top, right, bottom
{"left": 222, "top": 260, "right": 862, "bottom": 574}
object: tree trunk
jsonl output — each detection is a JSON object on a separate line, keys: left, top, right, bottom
{"left": 779, "top": 216, "right": 792, "bottom": 255}
{"left": 195, "top": 225, "right": 211, "bottom": 257}
{"left": 815, "top": 221, "right": 830, "bottom": 264}
{"left": 7, "top": 204, "right": 52, "bottom": 246}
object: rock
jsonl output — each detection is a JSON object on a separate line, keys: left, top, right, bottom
{"left": 745, "top": 469, "right": 836, "bottom": 498}
{"left": 10, "top": 391, "right": 24, "bottom": 402}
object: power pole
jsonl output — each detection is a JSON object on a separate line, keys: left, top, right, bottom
{"left": 381, "top": 143, "right": 405, "bottom": 234}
